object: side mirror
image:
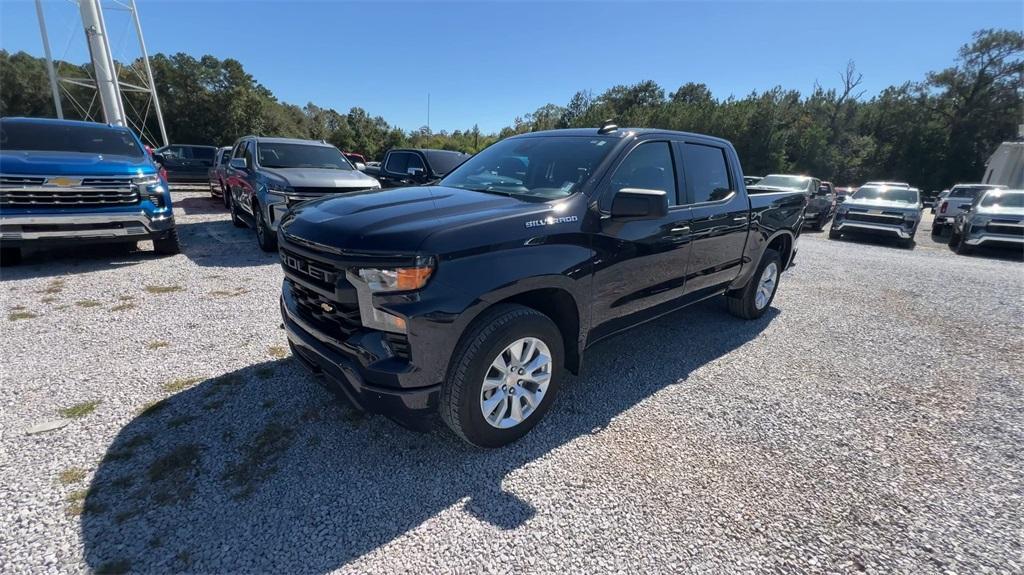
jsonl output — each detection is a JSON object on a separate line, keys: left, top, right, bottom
{"left": 354, "top": 162, "right": 366, "bottom": 171}
{"left": 610, "top": 188, "right": 668, "bottom": 219}
{"left": 152, "top": 153, "right": 165, "bottom": 164}
{"left": 229, "top": 158, "right": 248, "bottom": 170}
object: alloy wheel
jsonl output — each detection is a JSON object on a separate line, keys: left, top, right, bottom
{"left": 754, "top": 262, "right": 778, "bottom": 310}
{"left": 479, "top": 337, "right": 552, "bottom": 429}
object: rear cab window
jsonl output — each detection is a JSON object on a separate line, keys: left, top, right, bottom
{"left": 680, "top": 143, "right": 733, "bottom": 204}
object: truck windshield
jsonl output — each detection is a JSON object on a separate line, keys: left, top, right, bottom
{"left": 0, "top": 121, "right": 144, "bottom": 158}
{"left": 440, "top": 136, "right": 616, "bottom": 200}
{"left": 950, "top": 185, "right": 1001, "bottom": 198}
{"left": 852, "top": 186, "right": 919, "bottom": 203}
{"left": 980, "top": 191, "right": 1024, "bottom": 208}
{"left": 257, "top": 143, "right": 353, "bottom": 170}
{"left": 752, "top": 175, "right": 811, "bottom": 192}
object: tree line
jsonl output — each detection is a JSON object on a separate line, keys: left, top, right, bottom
{"left": 1, "top": 28, "right": 1020, "bottom": 190}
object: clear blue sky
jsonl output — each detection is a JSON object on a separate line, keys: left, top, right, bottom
{"left": 1, "top": 1, "right": 1020, "bottom": 133}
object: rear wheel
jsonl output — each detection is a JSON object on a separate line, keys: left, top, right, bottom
{"left": 221, "top": 181, "right": 230, "bottom": 208}
{"left": 441, "top": 304, "right": 563, "bottom": 448}
{"left": 726, "top": 249, "right": 781, "bottom": 320}
{"left": 931, "top": 223, "right": 943, "bottom": 236}
{"left": 828, "top": 227, "right": 841, "bottom": 240}
{"left": 953, "top": 230, "right": 973, "bottom": 255}
{"left": 254, "top": 202, "right": 277, "bottom": 252}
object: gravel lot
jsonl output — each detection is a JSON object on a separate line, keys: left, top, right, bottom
{"left": 1, "top": 190, "right": 1022, "bottom": 574}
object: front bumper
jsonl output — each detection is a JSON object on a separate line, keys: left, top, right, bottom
{"left": 833, "top": 219, "right": 915, "bottom": 239}
{"left": 0, "top": 210, "right": 175, "bottom": 246}
{"left": 281, "top": 292, "right": 441, "bottom": 430}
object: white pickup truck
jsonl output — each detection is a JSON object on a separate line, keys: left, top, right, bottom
{"left": 932, "top": 183, "right": 1007, "bottom": 235}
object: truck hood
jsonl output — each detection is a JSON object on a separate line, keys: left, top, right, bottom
{"left": 262, "top": 167, "right": 378, "bottom": 189}
{"left": 843, "top": 198, "right": 919, "bottom": 212}
{"left": 976, "top": 206, "right": 1024, "bottom": 217}
{"left": 0, "top": 151, "right": 156, "bottom": 176}
{"left": 281, "top": 185, "right": 554, "bottom": 253}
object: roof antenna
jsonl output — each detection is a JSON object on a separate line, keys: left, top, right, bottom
{"left": 597, "top": 120, "right": 618, "bottom": 135}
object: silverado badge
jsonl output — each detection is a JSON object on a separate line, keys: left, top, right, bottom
{"left": 44, "top": 176, "right": 82, "bottom": 187}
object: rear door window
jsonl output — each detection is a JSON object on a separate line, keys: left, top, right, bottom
{"left": 680, "top": 143, "right": 732, "bottom": 204}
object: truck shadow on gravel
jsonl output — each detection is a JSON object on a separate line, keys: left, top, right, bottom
{"left": 82, "top": 300, "right": 777, "bottom": 573}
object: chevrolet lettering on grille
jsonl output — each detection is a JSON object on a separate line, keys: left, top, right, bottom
{"left": 283, "top": 254, "right": 336, "bottom": 283}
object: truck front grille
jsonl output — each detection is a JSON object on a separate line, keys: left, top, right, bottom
{"left": 289, "top": 280, "right": 363, "bottom": 337}
{"left": 0, "top": 175, "right": 139, "bottom": 208}
{"left": 845, "top": 212, "right": 904, "bottom": 225}
{"left": 986, "top": 221, "right": 1024, "bottom": 236}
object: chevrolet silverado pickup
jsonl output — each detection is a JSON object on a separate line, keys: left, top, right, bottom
{"left": 224, "top": 136, "right": 381, "bottom": 251}
{"left": 948, "top": 188, "right": 1024, "bottom": 255}
{"left": 361, "top": 148, "right": 470, "bottom": 188}
{"left": 932, "top": 183, "right": 1007, "bottom": 236}
{"left": 829, "top": 184, "right": 922, "bottom": 247}
{"left": 0, "top": 117, "right": 178, "bottom": 265}
{"left": 748, "top": 174, "right": 833, "bottom": 230}
{"left": 277, "top": 126, "right": 806, "bottom": 447}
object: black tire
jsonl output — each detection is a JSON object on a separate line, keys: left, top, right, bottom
{"left": 947, "top": 228, "right": 961, "bottom": 247}
{"left": 726, "top": 248, "right": 782, "bottom": 320}
{"left": 221, "top": 181, "right": 230, "bottom": 209}
{"left": 953, "top": 231, "right": 973, "bottom": 255}
{"left": 440, "top": 304, "right": 564, "bottom": 448}
{"left": 254, "top": 202, "right": 277, "bottom": 252}
{"left": 0, "top": 246, "right": 22, "bottom": 266}
{"left": 931, "top": 224, "right": 943, "bottom": 236}
{"left": 152, "top": 228, "right": 181, "bottom": 255}
{"left": 229, "top": 191, "right": 246, "bottom": 228}
{"left": 828, "top": 227, "right": 841, "bottom": 240}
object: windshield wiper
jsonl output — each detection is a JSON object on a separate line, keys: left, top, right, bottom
{"left": 457, "top": 185, "right": 514, "bottom": 196}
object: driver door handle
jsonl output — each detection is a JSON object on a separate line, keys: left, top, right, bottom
{"left": 670, "top": 225, "right": 691, "bottom": 235}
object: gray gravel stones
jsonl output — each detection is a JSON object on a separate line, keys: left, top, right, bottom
{"left": 0, "top": 193, "right": 1021, "bottom": 574}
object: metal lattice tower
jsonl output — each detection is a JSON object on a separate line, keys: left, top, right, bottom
{"left": 34, "top": 0, "right": 168, "bottom": 147}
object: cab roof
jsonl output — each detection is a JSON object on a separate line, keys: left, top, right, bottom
{"left": 513, "top": 127, "right": 734, "bottom": 148}
{"left": 1, "top": 116, "right": 127, "bottom": 130}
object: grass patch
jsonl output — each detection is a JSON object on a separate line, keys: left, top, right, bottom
{"left": 40, "top": 296, "right": 58, "bottom": 304}
{"left": 163, "top": 376, "right": 203, "bottom": 393}
{"left": 144, "top": 285, "right": 183, "bottom": 294}
{"left": 59, "top": 400, "right": 101, "bottom": 419}
{"left": 64, "top": 487, "right": 105, "bottom": 517}
{"left": 40, "top": 279, "right": 65, "bottom": 295}
{"left": 268, "top": 345, "right": 289, "bottom": 359}
{"left": 209, "top": 287, "right": 249, "bottom": 297}
{"left": 147, "top": 443, "right": 201, "bottom": 505}
{"left": 8, "top": 310, "right": 38, "bottom": 321}
{"left": 146, "top": 340, "right": 170, "bottom": 350}
{"left": 138, "top": 398, "right": 169, "bottom": 417}
{"left": 58, "top": 467, "right": 87, "bottom": 485}
{"left": 109, "top": 302, "right": 136, "bottom": 312}
{"left": 222, "top": 422, "right": 295, "bottom": 499}
{"left": 117, "top": 295, "right": 135, "bottom": 301}
{"left": 75, "top": 300, "right": 102, "bottom": 308}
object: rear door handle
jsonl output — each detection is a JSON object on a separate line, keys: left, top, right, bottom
{"left": 670, "top": 226, "right": 691, "bottom": 235}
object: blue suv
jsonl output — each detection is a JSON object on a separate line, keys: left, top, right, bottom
{"left": 0, "top": 117, "right": 178, "bottom": 264}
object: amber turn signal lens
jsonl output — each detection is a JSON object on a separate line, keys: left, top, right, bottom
{"left": 395, "top": 267, "right": 433, "bottom": 291}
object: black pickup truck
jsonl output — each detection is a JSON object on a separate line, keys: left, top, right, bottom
{"left": 361, "top": 148, "right": 470, "bottom": 188}
{"left": 277, "top": 126, "right": 806, "bottom": 447}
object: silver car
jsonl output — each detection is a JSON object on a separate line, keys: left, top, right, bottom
{"left": 829, "top": 184, "right": 922, "bottom": 248}
{"left": 224, "top": 137, "right": 381, "bottom": 251}
{"left": 948, "top": 189, "right": 1024, "bottom": 255}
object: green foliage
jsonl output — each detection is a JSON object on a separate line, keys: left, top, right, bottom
{"left": 1, "top": 28, "right": 1020, "bottom": 188}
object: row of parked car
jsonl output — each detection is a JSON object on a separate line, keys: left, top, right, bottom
{"left": 742, "top": 174, "right": 1023, "bottom": 252}
{"left": 1, "top": 116, "right": 1020, "bottom": 447}
{"left": 149, "top": 139, "right": 471, "bottom": 252}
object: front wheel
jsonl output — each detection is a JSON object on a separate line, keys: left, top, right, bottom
{"left": 255, "top": 203, "right": 277, "bottom": 252}
{"left": 229, "top": 191, "right": 246, "bottom": 228}
{"left": 931, "top": 224, "right": 943, "bottom": 236}
{"left": 726, "top": 248, "right": 781, "bottom": 320}
{"left": 441, "top": 304, "right": 563, "bottom": 448}
{"left": 828, "top": 227, "right": 841, "bottom": 240}
{"left": 953, "top": 231, "right": 973, "bottom": 255}
{"left": 152, "top": 228, "right": 181, "bottom": 255}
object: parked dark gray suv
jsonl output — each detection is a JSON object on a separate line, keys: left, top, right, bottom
{"left": 224, "top": 137, "right": 381, "bottom": 251}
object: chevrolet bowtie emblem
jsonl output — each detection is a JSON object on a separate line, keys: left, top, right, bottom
{"left": 45, "top": 176, "right": 82, "bottom": 187}
{"left": 320, "top": 302, "right": 335, "bottom": 313}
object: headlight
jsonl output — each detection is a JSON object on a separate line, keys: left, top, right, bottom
{"left": 835, "top": 206, "right": 849, "bottom": 216}
{"left": 266, "top": 181, "right": 293, "bottom": 195}
{"left": 132, "top": 175, "right": 161, "bottom": 186}
{"left": 133, "top": 174, "right": 165, "bottom": 206}
{"left": 357, "top": 263, "right": 434, "bottom": 293}
{"left": 903, "top": 210, "right": 920, "bottom": 220}
{"left": 969, "top": 216, "right": 989, "bottom": 228}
